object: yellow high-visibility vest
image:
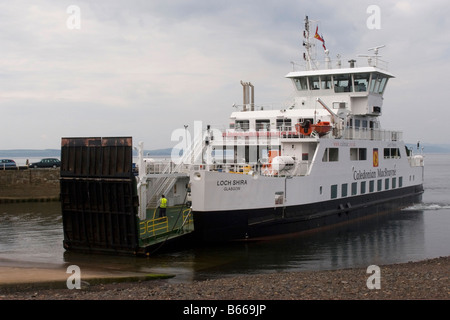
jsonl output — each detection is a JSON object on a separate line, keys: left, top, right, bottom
{"left": 160, "top": 197, "right": 167, "bottom": 208}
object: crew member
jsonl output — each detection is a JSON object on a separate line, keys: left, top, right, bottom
{"left": 159, "top": 195, "right": 167, "bottom": 217}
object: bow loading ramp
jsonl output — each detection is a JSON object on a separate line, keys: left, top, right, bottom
{"left": 60, "top": 137, "right": 194, "bottom": 255}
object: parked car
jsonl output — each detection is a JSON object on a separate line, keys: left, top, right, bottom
{"left": 29, "top": 158, "right": 61, "bottom": 168}
{"left": 0, "top": 159, "right": 17, "bottom": 169}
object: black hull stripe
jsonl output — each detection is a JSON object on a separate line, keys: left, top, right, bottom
{"left": 192, "top": 184, "right": 424, "bottom": 242}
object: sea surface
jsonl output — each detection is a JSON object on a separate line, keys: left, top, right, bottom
{"left": 0, "top": 153, "right": 449, "bottom": 283}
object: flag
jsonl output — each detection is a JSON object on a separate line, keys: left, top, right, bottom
{"left": 314, "top": 26, "right": 326, "bottom": 50}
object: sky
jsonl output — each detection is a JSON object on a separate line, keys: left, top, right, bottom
{"left": 1, "top": 0, "right": 449, "bottom": 150}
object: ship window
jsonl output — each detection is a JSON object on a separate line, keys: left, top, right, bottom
{"left": 321, "top": 75, "right": 332, "bottom": 89}
{"left": 331, "top": 185, "right": 338, "bottom": 199}
{"left": 351, "top": 182, "right": 358, "bottom": 195}
{"left": 360, "top": 181, "right": 366, "bottom": 194}
{"left": 235, "top": 120, "right": 249, "bottom": 131}
{"left": 293, "top": 77, "right": 308, "bottom": 91}
{"left": 370, "top": 74, "right": 378, "bottom": 92}
{"left": 256, "top": 119, "right": 270, "bottom": 131}
{"left": 369, "top": 180, "right": 375, "bottom": 192}
{"left": 393, "top": 148, "right": 400, "bottom": 158}
{"left": 341, "top": 183, "right": 348, "bottom": 197}
{"left": 322, "top": 148, "right": 339, "bottom": 162}
{"left": 378, "top": 77, "right": 388, "bottom": 94}
{"left": 392, "top": 177, "right": 397, "bottom": 189}
{"left": 359, "top": 148, "right": 367, "bottom": 160}
{"left": 276, "top": 119, "right": 292, "bottom": 131}
{"left": 354, "top": 73, "right": 370, "bottom": 92}
{"left": 350, "top": 148, "right": 367, "bottom": 161}
{"left": 399, "top": 177, "right": 403, "bottom": 187}
{"left": 350, "top": 148, "right": 357, "bottom": 160}
{"left": 385, "top": 178, "right": 390, "bottom": 190}
{"left": 334, "top": 74, "right": 353, "bottom": 93}
{"left": 370, "top": 74, "right": 389, "bottom": 94}
{"left": 377, "top": 179, "right": 383, "bottom": 191}
{"left": 384, "top": 148, "right": 401, "bottom": 159}
{"left": 308, "top": 76, "right": 320, "bottom": 90}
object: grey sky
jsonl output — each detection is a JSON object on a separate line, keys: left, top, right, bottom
{"left": 1, "top": 0, "right": 449, "bottom": 150}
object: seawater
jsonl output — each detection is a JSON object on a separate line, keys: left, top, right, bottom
{"left": 0, "top": 154, "right": 449, "bottom": 283}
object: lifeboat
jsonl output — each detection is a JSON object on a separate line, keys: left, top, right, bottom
{"left": 295, "top": 121, "right": 313, "bottom": 135}
{"left": 311, "top": 121, "right": 332, "bottom": 136}
{"left": 295, "top": 121, "right": 332, "bottom": 136}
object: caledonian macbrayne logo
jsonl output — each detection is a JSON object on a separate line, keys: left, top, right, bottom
{"left": 373, "top": 148, "right": 379, "bottom": 167}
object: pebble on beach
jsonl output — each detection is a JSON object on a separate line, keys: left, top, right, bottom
{"left": 0, "top": 256, "right": 448, "bottom": 300}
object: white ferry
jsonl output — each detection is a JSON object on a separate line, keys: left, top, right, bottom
{"left": 60, "top": 17, "right": 425, "bottom": 254}
{"left": 178, "top": 16, "right": 424, "bottom": 241}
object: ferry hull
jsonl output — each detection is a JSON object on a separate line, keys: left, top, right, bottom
{"left": 192, "top": 184, "right": 423, "bottom": 242}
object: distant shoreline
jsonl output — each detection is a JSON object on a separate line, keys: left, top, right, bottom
{"left": 0, "top": 148, "right": 175, "bottom": 158}
{"left": 1, "top": 143, "right": 450, "bottom": 157}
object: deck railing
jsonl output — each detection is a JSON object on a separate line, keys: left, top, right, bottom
{"left": 224, "top": 127, "right": 402, "bottom": 142}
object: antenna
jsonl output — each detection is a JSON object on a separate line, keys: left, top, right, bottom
{"left": 358, "top": 45, "right": 385, "bottom": 67}
{"left": 368, "top": 45, "right": 385, "bottom": 56}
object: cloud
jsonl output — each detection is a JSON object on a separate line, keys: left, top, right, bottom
{"left": 0, "top": 0, "right": 449, "bottom": 150}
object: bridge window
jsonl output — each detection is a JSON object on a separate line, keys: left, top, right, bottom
{"left": 321, "top": 75, "right": 332, "bottom": 89}
{"left": 370, "top": 74, "right": 389, "bottom": 94}
{"left": 294, "top": 77, "right": 308, "bottom": 91}
{"left": 378, "top": 77, "right": 388, "bottom": 94}
{"left": 308, "top": 76, "right": 320, "bottom": 90}
{"left": 334, "top": 74, "right": 353, "bottom": 93}
{"left": 354, "top": 73, "right": 370, "bottom": 92}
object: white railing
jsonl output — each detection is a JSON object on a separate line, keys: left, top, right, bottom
{"left": 224, "top": 127, "right": 402, "bottom": 142}
{"left": 340, "top": 127, "right": 402, "bottom": 141}
{"left": 290, "top": 56, "right": 389, "bottom": 72}
{"left": 144, "top": 132, "right": 205, "bottom": 207}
